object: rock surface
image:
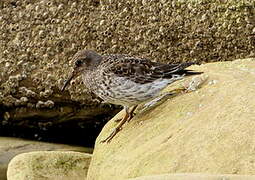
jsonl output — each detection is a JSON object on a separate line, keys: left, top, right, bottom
{"left": 7, "top": 151, "right": 91, "bottom": 180}
{"left": 127, "top": 173, "right": 255, "bottom": 180}
{"left": 0, "top": 137, "right": 92, "bottom": 180}
{"left": 87, "top": 59, "right": 255, "bottom": 180}
{"left": 0, "top": 0, "right": 254, "bottom": 144}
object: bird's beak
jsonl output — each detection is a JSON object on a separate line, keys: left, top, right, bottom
{"left": 61, "top": 70, "right": 78, "bottom": 91}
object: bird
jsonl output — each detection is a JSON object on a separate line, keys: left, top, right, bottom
{"left": 61, "top": 50, "right": 202, "bottom": 143}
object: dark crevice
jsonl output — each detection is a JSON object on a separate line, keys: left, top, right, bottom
{"left": 0, "top": 113, "right": 115, "bottom": 148}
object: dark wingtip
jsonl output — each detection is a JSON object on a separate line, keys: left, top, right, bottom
{"left": 184, "top": 70, "right": 203, "bottom": 76}
{"left": 179, "top": 62, "right": 203, "bottom": 76}
{"left": 180, "top": 61, "right": 202, "bottom": 70}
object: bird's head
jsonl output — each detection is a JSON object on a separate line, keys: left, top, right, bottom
{"left": 61, "top": 50, "right": 102, "bottom": 91}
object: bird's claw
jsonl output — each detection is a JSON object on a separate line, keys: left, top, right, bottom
{"left": 100, "top": 127, "right": 121, "bottom": 143}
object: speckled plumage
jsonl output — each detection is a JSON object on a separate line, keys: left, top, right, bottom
{"left": 62, "top": 50, "right": 201, "bottom": 143}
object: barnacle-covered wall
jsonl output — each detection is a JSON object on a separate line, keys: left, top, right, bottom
{"left": 0, "top": 0, "right": 254, "bottom": 144}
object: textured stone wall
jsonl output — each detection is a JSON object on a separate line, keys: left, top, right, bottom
{"left": 0, "top": 0, "right": 254, "bottom": 104}
{"left": 0, "top": 0, "right": 254, "bottom": 144}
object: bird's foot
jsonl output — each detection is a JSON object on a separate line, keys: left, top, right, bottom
{"left": 114, "top": 118, "right": 122, "bottom": 122}
{"left": 142, "top": 75, "right": 208, "bottom": 112}
{"left": 100, "top": 126, "right": 122, "bottom": 143}
{"left": 142, "top": 92, "right": 178, "bottom": 111}
{"left": 101, "top": 109, "right": 129, "bottom": 143}
{"left": 101, "top": 105, "right": 139, "bottom": 143}
{"left": 114, "top": 115, "right": 134, "bottom": 123}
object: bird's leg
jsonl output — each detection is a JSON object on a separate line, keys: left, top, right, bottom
{"left": 101, "top": 106, "right": 130, "bottom": 143}
{"left": 114, "top": 105, "right": 138, "bottom": 122}
{"left": 114, "top": 118, "right": 123, "bottom": 122}
{"left": 141, "top": 89, "right": 186, "bottom": 112}
{"left": 141, "top": 76, "right": 207, "bottom": 112}
{"left": 127, "top": 105, "right": 138, "bottom": 122}
{"left": 168, "top": 87, "right": 187, "bottom": 94}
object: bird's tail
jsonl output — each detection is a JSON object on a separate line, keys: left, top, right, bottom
{"left": 177, "top": 69, "right": 203, "bottom": 76}
{"left": 162, "top": 62, "right": 203, "bottom": 78}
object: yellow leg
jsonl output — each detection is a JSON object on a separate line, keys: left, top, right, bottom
{"left": 114, "top": 105, "right": 138, "bottom": 122}
{"left": 101, "top": 106, "right": 134, "bottom": 143}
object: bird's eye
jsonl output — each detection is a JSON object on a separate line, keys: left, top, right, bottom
{"left": 75, "top": 59, "right": 83, "bottom": 67}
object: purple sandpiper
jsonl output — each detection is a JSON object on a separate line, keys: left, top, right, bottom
{"left": 62, "top": 50, "right": 202, "bottom": 143}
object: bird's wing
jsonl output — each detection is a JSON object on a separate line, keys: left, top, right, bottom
{"left": 103, "top": 55, "right": 199, "bottom": 84}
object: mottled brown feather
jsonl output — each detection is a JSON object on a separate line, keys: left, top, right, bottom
{"left": 102, "top": 55, "right": 199, "bottom": 84}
